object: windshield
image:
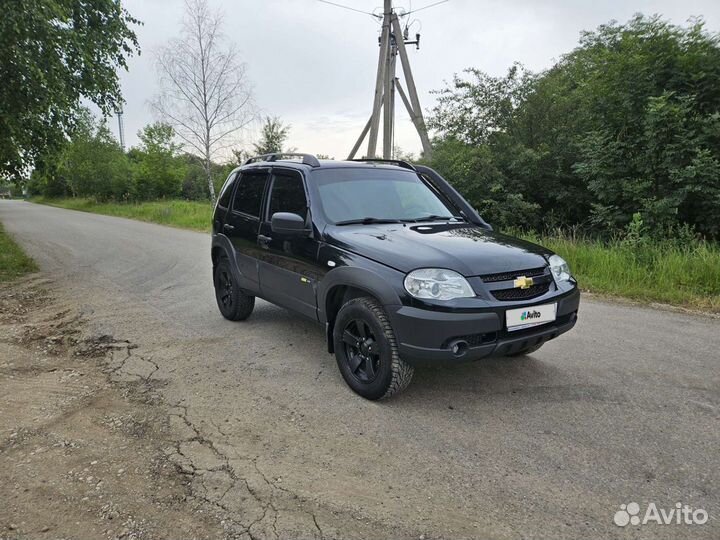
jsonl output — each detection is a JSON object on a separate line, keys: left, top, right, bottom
{"left": 313, "top": 168, "right": 459, "bottom": 224}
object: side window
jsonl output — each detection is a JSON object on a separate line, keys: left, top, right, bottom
{"left": 217, "top": 173, "right": 237, "bottom": 209}
{"left": 268, "top": 172, "right": 308, "bottom": 220}
{"left": 232, "top": 172, "right": 267, "bottom": 217}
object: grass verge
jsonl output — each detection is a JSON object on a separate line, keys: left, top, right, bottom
{"left": 522, "top": 231, "right": 720, "bottom": 312}
{"left": 0, "top": 222, "right": 37, "bottom": 282}
{"left": 32, "top": 197, "right": 212, "bottom": 232}
{"left": 30, "top": 198, "right": 720, "bottom": 312}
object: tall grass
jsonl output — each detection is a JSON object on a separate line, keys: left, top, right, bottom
{"left": 0, "top": 222, "right": 37, "bottom": 282}
{"left": 522, "top": 229, "right": 720, "bottom": 312}
{"left": 32, "top": 197, "right": 213, "bottom": 232}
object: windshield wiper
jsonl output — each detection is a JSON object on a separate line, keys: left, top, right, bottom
{"left": 335, "top": 217, "right": 404, "bottom": 226}
{"left": 406, "top": 214, "right": 465, "bottom": 222}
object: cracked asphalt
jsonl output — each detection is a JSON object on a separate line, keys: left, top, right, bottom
{"left": 1, "top": 200, "right": 719, "bottom": 539}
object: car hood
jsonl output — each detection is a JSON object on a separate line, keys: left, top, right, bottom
{"left": 325, "top": 222, "right": 552, "bottom": 276}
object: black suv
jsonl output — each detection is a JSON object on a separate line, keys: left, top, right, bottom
{"left": 211, "top": 153, "right": 579, "bottom": 399}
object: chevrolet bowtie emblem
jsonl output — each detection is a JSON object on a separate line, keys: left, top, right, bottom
{"left": 513, "top": 276, "right": 534, "bottom": 289}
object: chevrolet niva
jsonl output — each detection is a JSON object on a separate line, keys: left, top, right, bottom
{"left": 211, "top": 153, "right": 579, "bottom": 399}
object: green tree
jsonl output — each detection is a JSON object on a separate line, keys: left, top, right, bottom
{"left": 429, "top": 137, "right": 540, "bottom": 230}
{"left": 178, "top": 153, "right": 235, "bottom": 201}
{"left": 428, "top": 15, "right": 720, "bottom": 239}
{"left": 428, "top": 65, "right": 544, "bottom": 230}
{"left": 131, "top": 123, "right": 186, "bottom": 199}
{"left": 563, "top": 17, "right": 720, "bottom": 237}
{"left": 231, "top": 148, "right": 249, "bottom": 165}
{"left": 52, "top": 109, "right": 131, "bottom": 200}
{"left": 0, "top": 0, "right": 140, "bottom": 179}
{"left": 429, "top": 64, "right": 535, "bottom": 146}
{"left": 253, "top": 117, "right": 291, "bottom": 155}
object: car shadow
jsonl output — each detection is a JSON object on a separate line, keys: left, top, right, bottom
{"left": 239, "top": 302, "right": 602, "bottom": 405}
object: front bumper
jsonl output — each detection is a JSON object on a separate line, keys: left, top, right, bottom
{"left": 387, "top": 287, "right": 580, "bottom": 364}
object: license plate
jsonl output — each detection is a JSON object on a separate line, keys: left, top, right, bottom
{"left": 506, "top": 303, "right": 557, "bottom": 332}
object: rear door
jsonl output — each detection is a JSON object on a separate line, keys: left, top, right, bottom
{"left": 225, "top": 169, "right": 270, "bottom": 291}
{"left": 213, "top": 172, "right": 238, "bottom": 233}
{"left": 257, "top": 168, "right": 321, "bottom": 320}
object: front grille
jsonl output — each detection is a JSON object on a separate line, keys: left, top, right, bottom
{"left": 491, "top": 282, "right": 551, "bottom": 301}
{"left": 480, "top": 266, "right": 547, "bottom": 283}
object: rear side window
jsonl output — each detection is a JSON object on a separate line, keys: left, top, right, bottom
{"left": 217, "top": 173, "right": 237, "bottom": 209}
{"left": 232, "top": 172, "right": 267, "bottom": 217}
{"left": 268, "top": 172, "right": 307, "bottom": 220}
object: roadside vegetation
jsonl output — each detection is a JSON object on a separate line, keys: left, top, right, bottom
{"left": 32, "top": 197, "right": 212, "bottom": 232}
{"left": 425, "top": 16, "right": 720, "bottom": 242}
{"left": 522, "top": 230, "right": 720, "bottom": 312}
{"left": 0, "top": 223, "right": 37, "bottom": 282}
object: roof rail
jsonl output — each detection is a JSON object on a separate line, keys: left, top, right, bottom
{"left": 243, "top": 153, "right": 321, "bottom": 168}
{"left": 348, "top": 158, "right": 416, "bottom": 171}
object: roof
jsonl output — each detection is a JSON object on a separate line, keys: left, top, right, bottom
{"left": 237, "top": 153, "right": 416, "bottom": 175}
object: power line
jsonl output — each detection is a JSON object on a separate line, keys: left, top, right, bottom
{"left": 403, "top": 0, "right": 449, "bottom": 16}
{"left": 317, "top": 0, "right": 381, "bottom": 17}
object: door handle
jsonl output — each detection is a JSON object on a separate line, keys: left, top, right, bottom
{"left": 223, "top": 224, "right": 235, "bottom": 232}
{"left": 258, "top": 234, "right": 272, "bottom": 245}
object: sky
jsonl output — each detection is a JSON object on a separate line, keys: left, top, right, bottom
{"left": 113, "top": 0, "right": 720, "bottom": 161}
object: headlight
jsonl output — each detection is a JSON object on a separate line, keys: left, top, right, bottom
{"left": 404, "top": 268, "right": 475, "bottom": 300}
{"left": 548, "top": 254, "right": 571, "bottom": 282}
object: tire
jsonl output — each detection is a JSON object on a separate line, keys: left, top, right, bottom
{"left": 214, "top": 258, "right": 255, "bottom": 321}
{"left": 333, "top": 297, "right": 414, "bottom": 400}
{"left": 505, "top": 343, "right": 544, "bottom": 357}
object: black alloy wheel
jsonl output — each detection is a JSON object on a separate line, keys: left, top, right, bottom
{"left": 218, "top": 268, "right": 234, "bottom": 311}
{"left": 333, "top": 296, "right": 414, "bottom": 400}
{"left": 214, "top": 258, "right": 255, "bottom": 321}
{"left": 342, "top": 319, "right": 382, "bottom": 384}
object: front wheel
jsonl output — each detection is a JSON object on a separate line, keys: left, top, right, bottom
{"left": 333, "top": 297, "right": 414, "bottom": 400}
{"left": 214, "top": 259, "right": 255, "bottom": 321}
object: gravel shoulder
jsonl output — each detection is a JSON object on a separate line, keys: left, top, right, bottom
{"left": 0, "top": 276, "right": 227, "bottom": 539}
{"left": 0, "top": 275, "right": 396, "bottom": 540}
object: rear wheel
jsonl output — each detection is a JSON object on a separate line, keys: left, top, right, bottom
{"left": 214, "top": 259, "right": 255, "bottom": 321}
{"left": 505, "top": 343, "right": 544, "bottom": 357}
{"left": 333, "top": 297, "right": 413, "bottom": 400}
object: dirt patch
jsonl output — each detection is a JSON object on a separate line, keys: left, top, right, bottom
{"left": 0, "top": 276, "right": 411, "bottom": 540}
{"left": 0, "top": 276, "right": 226, "bottom": 540}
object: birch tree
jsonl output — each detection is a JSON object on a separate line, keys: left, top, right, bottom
{"left": 153, "top": 0, "right": 254, "bottom": 204}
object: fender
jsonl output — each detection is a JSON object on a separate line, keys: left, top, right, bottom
{"left": 211, "top": 234, "right": 257, "bottom": 293}
{"left": 316, "top": 264, "right": 403, "bottom": 325}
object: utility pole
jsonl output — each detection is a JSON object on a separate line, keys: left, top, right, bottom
{"left": 117, "top": 109, "right": 126, "bottom": 151}
{"left": 348, "top": 0, "right": 433, "bottom": 160}
{"left": 366, "top": 0, "right": 391, "bottom": 158}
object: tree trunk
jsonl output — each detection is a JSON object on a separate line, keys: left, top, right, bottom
{"left": 205, "top": 155, "right": 216, "bottom": 206}
{"left": 204, "top": 127, "right": 215, "bottom": 205}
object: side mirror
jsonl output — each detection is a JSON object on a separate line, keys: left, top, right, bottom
{"left": 271, "top": 212, "right": 308, "bottom": 236}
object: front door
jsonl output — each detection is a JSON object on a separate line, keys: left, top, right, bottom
{"left": 257, "top": 168, "right": 320, "bottom": 320}
{"left": 225, "top": 169, "right": 269, "bottom": 291}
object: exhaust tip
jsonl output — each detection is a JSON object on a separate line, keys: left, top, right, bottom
{"left": 449, "top": 340, "right": 469, "bottom": 357}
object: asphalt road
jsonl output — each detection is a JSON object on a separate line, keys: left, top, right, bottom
{"left": 2, "top": 200, "right": 718, "bottom": 539}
